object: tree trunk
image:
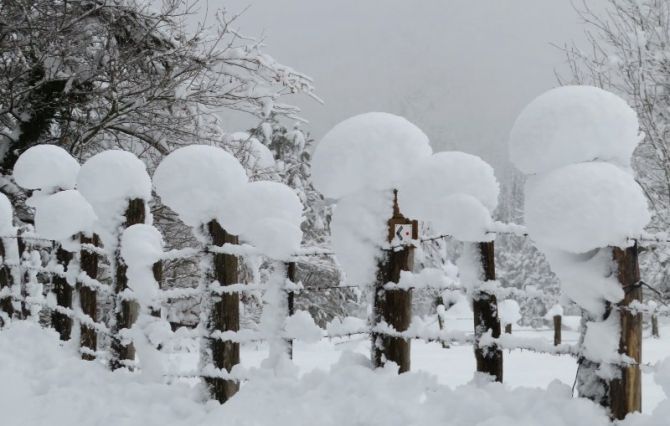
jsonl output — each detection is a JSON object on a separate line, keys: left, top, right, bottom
{"left": 472, "top": 241, "right": 503, "bottom": 382}
{"left": 79, "top": 234, "right": 99, "bottom": 361}
{"left": 110, "top": 198, "right": 145, "bottom": 370}
{"left": 609, "top": 244, "right": 642, "bottom": 420}
{"left": 52, "top": 246, "right": 74, "bottom": 341}
{"left": 205, "top": 219, "right": 240, "bottom": 403}
{"left": 553, "top": 315, "right": 562, "bottom": 346}
{"left": 372, "top": 191, "right": 416, "bottom": 373}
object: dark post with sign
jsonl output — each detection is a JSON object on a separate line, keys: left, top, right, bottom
{"left": 372, "top": 190, "right": 417, "bottom": 373}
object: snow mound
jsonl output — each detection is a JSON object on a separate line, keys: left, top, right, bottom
{"left": 34, "top": 190, "right": 96, "bottom": 242}
{"left": 525, "top": 162, "right": 649, "bottom": 253}
{"left": 77, "top": 151, "right": 151, "bottom": 247}
{"left": 331, "top": 190, "right": 393, "bottom": 285}
{"left": 222, "top": 181, "right": 303, "bottom": 236}
{"left": 312, "top": 112, "right": 432, "bottom": 199}
{"left": 428, "top": 194, "right": 492, "bottom": 242}
{"left": 509, "top": 85, "right": 641, "bottom": 174}
{"left": 13, "top": 145, "right": 80, "bottom": 191}
{"left": 398, "top": 151, "right": 499, "bottom": 213}
{"left": 0, "top": 193, "right": 14, "bottom": 236}
{"left": 153, "top": 145, "right": 248, "bottom": 228}
{"left": 498, "top": 299, "right": 521, "bottom": 326}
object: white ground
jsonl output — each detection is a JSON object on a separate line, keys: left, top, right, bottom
{"left": 2, "top": 316, "right": 669, "bottom": 425}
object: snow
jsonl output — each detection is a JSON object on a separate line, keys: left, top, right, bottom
{"left": 525, "top": 162, "right": 650, "bottom": 253}
{"left": 330, "top": 190, "right": 393, "bottom": 285}
{"left": 223, "top": 132, "right": 276, "bottom": 170}
{"left": 398, "top": 151, "right": 499, "bottom": 213}
{"left": 243, "top": 218, "right": 303, "bottom": 260}
{"left": 509, "top": 85, "right": 641, "bottom": 174}
{"left": 222, "top": 181, "right": 303, "bottom": 237}
{"left": 0, "top": 193, "right": 14, "bottom": 236}
{"left": 311, "top": 112, "right": 432, "bottom": 199}
{"left": 544, "top": 304, "right": 564, "bottom": 319}
{"left": 284, "top": 310, "right": 323, "bottom": 343}
{"left": 498, "top": 299, "right": 521, "bottom": 327}
{"left": 153, "top": 145, "right": 248, "bottom": 228}
{"left": 582, "top": 313, "right": 621, "bottom": 365}
{"left": 13, "top": 145, "right": 80, "bottom": 191}
{"left": 424, "top": 194, "right": 492, "bottom": 242}
{"left": 397, "top": 152, "right": 498, "bottom": 241}
{"left": 77, "top": 150, "right": 152, "bottom": 248}
{"left": 120, "top": 224, "right": 164, "bottom": 307}
{"left": 34, "top": 190, "right": 96, "bottom": 242}
{"left": 541, "top": 248, "right": 623, "bottom": 318}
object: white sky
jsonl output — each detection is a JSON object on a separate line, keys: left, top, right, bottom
{"left": 194, "top": 0, "right": 607, "bottom": 176}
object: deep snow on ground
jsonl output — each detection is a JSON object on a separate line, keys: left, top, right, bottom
{"left": 1, "top": 317, "right": 669, "bottom": 425}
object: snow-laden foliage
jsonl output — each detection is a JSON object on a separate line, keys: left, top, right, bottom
{"left": 153, "top": 145, "right": 248, "bottom": 229}
{"left": 509, "top": 85, "right": 640, "bottom": 175}
{"left": 13, "top": 145, "right": 80, "bottom": 192}
{"left": 34, "top": 190, "right": 96, "bottom": 242}
{"left": 0, "top": 0, "right": 317, "bottom": 172}
{"left": 312, "top": 112, "right": 432, "bottom": 199}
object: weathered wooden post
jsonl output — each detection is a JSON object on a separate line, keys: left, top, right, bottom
{"left": 110, "top": 198, "right": 145, "bottom": 369}
{"left": 205, "top": 219, "right": 240, "bottom": 403}
{"left": 504, "top": 323, "right": 512, "bottom": 334}
{"left": 79, "top": 234, "right": 99, "bottom": 360}
{"left": 472, "top": 241, "right": 503, "bottom": 382}
{"left": 52, "top": 244, "right": 74, "bottom": 340}
{"left": 16, "top": 231, "right": 30, "bottom": 319}
{"left": 372, "top": 191, "right": 417, "bottom": 373}
{"left": 286, "top": 261, "right": 297, "bottom": 359}
{"left": 609, "top": 243, "right": 642, "bottom": 420}
{"left": 553, "top": 315, "right": 562, "bottom": 346}
{"left": 0, "top": 237, "right": 15, "bottom": 323}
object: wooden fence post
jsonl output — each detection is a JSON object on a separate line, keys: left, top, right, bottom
{"left": 286, "top": 261, "right": 296, "bottom": 359}
{"left": 609, "top": 244, "right": 642, "bottom": 420}
{"left": 16, "top": 231, "right": 29, "bottom": 319}
{"left": 473, "top": 241, "right": 503, "bottom": 382}
{"left": 504, "top": 324, "right": 512, "bottom": 334}
{"left": 110, "top": 198, "right": 145, "bottom": 370}
{"left": 0, "top": 238, "right": 15, "bottom": 323}
{"left": 205, "top": 219, "right": 240, "bottom": 403}
{"left": 52, "top": 245, "right": 74, "bottom": 340}
{"left": 372, "top": 190, "right": 416, "bottom": 373}
{"left": 79, "top": 234, "right": 99, "bottom": 360}
{"left": 553, "top": 315, "right": 562, "bottom": 346}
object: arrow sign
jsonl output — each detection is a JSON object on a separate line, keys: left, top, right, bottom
{"left": 394, "top": 224, "right": 413, "bottom": 243}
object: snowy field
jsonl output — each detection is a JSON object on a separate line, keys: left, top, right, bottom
{"left": 3, "top": 317, "right": 670, "bottom": 426}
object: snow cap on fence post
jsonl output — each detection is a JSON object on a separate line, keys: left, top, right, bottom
{"left": 34, "top": 190, "right": 96, "bottom": 250}
{"left": 397, "top": 151, "right": 499, "bottom": 242}
{"left": 153, "top": 145, "right": 248, "bottom": 230}
{"left": 120, "top": 224, "right": 164, "bottom": 308}
{"left": 312, "top": 112, "right": 432, "bottom": 285}
{"left": 509, "top": 85, "right": 649, "bottom": 415}
{"left": 76, "top": 150, "right": 152, "bottom": 251}
{"left": 14, "top": 145, "right": 80, "bottom": 196}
